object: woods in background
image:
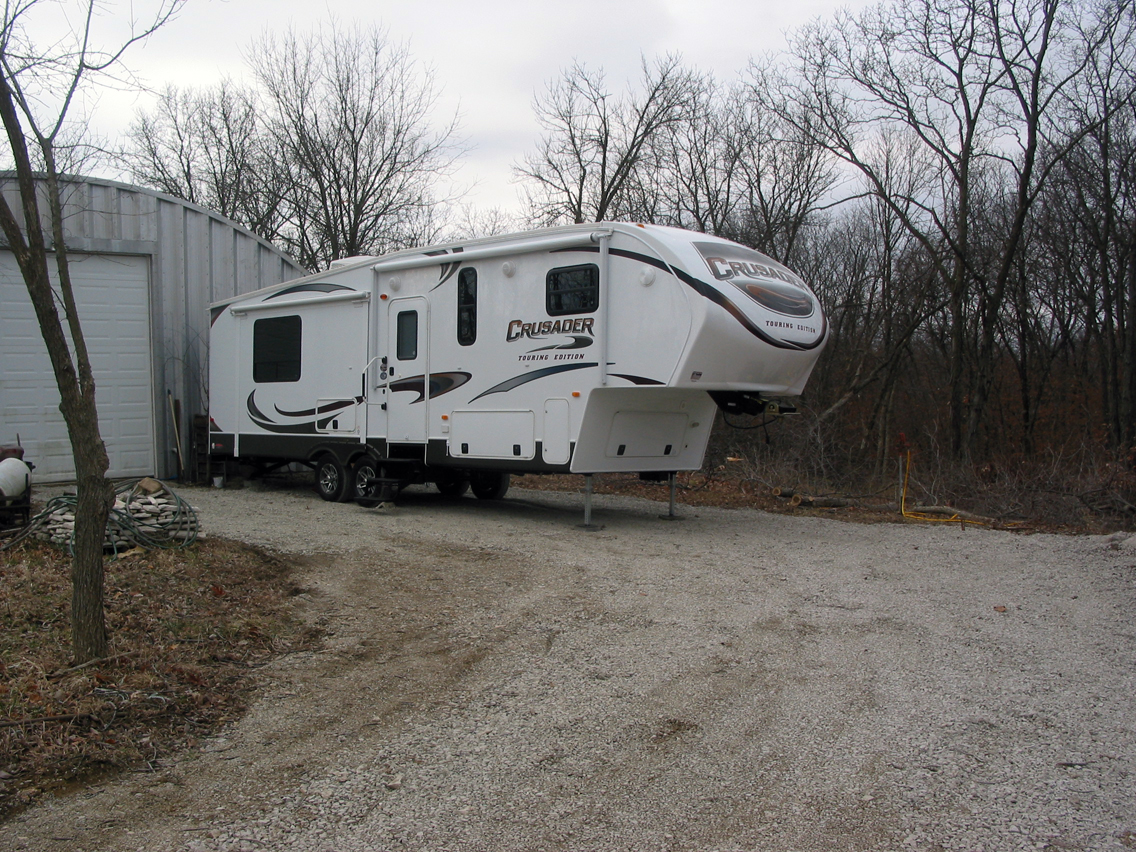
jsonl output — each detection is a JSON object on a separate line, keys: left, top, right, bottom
{"left": 122, "top": 0, "right": 1136, "bottom": 494}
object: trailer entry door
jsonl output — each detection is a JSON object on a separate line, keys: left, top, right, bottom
{"left": 386, "top": 296, "right": 429, "bottom": 445}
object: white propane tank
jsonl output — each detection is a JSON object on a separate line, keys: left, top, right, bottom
{"left": 0, "top": 457, "right": 32, "bottom": 498}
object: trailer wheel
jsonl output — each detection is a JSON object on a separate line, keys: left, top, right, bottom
{"left": 353, "top": 460, "right": 396, "bottom": 508}
{"left": 434, "top": 471, "right": 469, "bottom": 498}
{"left": 469, "top": 471, "right": 510, "bottom": 500}
{"left": 315, "top": 455, "right": 349, "bottom": 502}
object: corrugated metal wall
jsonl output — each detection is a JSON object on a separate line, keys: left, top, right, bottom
{"left": 0, "top": 174, "right": 306, "bottom": 481}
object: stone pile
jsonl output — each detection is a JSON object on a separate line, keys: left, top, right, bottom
{"left": 35, "top": 477, "right": 198, "bottom": 551}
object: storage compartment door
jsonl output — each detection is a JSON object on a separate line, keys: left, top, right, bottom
{"left": 451, "top": 410, "right": 535, "bottom": 460}
{"left": 543, "top": 399, "right": 571, "bottom": 464}
{"left": 605, "top": 411, "right": 689, "bottom": 459}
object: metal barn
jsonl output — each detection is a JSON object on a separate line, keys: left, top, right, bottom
{"left": 0, "top": 175, "right": 305, "bottom": 483}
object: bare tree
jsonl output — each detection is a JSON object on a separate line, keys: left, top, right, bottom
{"left": 731, "top": 64, "right": 839, "bottom": 263}
{"left": 123, "top": 23, "right": 460, "bottom": 269}
{"left": 771, "top": 0, "right": 1128, "bottom": 458}
{"left": 0, "top": 0, "right": 182, "bottom": 662}
{"left": 516, "top": 55, "right": 697, "bottom": 226}
{"left": 124, "top": 81, "right": 287, "bottom": 245}
{"left": 802, "top": 132, "right": 945, "bottom": 462}
{"left": 248, "top": 22, "right": 460, "bottom": 269}
{"left": 619, "top": 73, "right": 741, "bottom": 235}
{"left": 126, "top": 86, "right": 204, "bottom": 203}
{"left": 444, "top": 204, "right": 524, "bottom": 241}
{"left": 775, "top": 0, "right": 1004, "bottom": 459}
{"left": 1035, "top": 9, "right": 1136, "bottom": 450}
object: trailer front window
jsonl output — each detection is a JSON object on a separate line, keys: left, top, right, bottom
{"left": 457, "top": 267, "right": 477, "bottom": 346}
{"left": 253, "top": 315, "right": 302, "bottom": 383}
{"left": 546, "top": 264, "right": 598, "bottom": 316}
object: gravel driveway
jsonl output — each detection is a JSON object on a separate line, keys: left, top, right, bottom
{"left": 3, "top": 481, "right": 1135, "bottom": 851}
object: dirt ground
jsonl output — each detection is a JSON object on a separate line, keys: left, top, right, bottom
{"left": 2, "top": 481, "right": 1135, "bottom": 851}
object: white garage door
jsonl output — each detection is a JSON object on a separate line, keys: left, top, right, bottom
{"left": 0, "top": 253, "right": 155, "bottom": 483}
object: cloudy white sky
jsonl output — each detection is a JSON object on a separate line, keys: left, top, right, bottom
{"left": 81, "top": 0, "right": 866, "bottom": 215}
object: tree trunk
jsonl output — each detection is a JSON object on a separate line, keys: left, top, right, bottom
{"left": 0, "top": 67, "right": 111, "bottom": 662}
{"left": 71, "top": 464, "right": 112, "bottom": 661}
{"left": 1121, "top": 236, "right": 1136, "bottom": 450}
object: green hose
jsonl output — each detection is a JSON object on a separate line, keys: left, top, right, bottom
{"left": 0, "top": 478, "right": 200, "bottom": 555}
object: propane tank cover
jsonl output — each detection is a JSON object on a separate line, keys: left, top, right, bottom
{"left": 0, "top": 457, "right": 31, "bottom": 498}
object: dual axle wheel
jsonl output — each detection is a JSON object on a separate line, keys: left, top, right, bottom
{"left": 315, "top": 455, "right": 509, "bottom": 505}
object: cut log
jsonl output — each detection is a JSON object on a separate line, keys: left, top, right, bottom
{"left": 909, "top": 505, "right": 988, "bottom": 522}
{"left": 783, "top": 494, "right": 901, "bottom": 512}
{"left": 806, "top": 497, "right": 858, "bottom": 508}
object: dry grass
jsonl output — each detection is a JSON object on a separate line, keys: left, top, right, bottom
{"left": 519, "top": 469, "right": 906, "bottom": 521}
{"left": 0, "top": 537, "right": 316, "bottom": 818}
{"left": 519, "top": 462, "right": 1135, "bottom": 533}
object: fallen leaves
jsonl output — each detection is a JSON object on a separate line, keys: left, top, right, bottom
{"left": 0, "top": 538, "right": 315, "bottom": 815}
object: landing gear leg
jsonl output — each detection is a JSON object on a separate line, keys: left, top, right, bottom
{"left": 659, "top": 472, "right": 683, "bottom": 521}
{"left": 578, "top": 474, "right": 602, "bottom": 531}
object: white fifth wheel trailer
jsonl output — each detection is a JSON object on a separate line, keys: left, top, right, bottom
{"left": 207, "top": 223, "right": 827, "bottom": 508}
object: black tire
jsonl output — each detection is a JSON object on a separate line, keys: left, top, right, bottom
{"left": 434, "top": 471, "right": 469, "bottom": 498}
{"left": 353, "top": 459, "right": 396, "bottom": 507}
{"left": 315, "top": 455, "right": 349, "bottom": 502}
{"left": 469, "top": 470, "right": 510, "bottom": 500}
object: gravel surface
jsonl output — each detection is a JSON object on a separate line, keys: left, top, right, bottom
{"left": 3, "top": 480, "right": 1135, "bottom": 851}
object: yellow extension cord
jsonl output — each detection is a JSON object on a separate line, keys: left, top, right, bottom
{"left": 900, "top": 450, "right": 985, "bottom": 525}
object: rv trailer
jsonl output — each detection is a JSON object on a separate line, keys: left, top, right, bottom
{"left": 207, "top": 223, "right": 827, "bottom": 508}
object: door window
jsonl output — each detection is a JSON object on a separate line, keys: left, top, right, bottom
{"left": 396, "top": 310, "right": 418, "bottom": 360}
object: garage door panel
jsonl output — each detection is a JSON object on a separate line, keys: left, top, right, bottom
{"left": 111, "top": 389, "right": 151, "bottom": 408}
{"left": 113, "top": 411, "right": 151, "bottom": 432}
{"left": 105, "top": 358, "right": 150, "bottom": 377}
{"left": 0, "top": 253, "right": 154, "bottom": 482}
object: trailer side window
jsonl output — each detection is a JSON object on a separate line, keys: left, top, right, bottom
{"left": 546, "top": 263, "right": 599, "bottom": 316}
{"left": 253, "top": 315, "right": 302, "bottom": 383}
{"left": 457, "top": 267, "right": 477, "bottom": 346}
{"left": 396, "top": 310, "right": 418, "bottom": 360}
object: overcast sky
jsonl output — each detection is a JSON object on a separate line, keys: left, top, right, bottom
{"left": 85, "top": 0, "right": 866, "bottom": 216}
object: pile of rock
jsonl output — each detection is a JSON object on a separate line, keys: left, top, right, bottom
{"left": 35, "top": 477, "right": 198, "bottom": 551}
